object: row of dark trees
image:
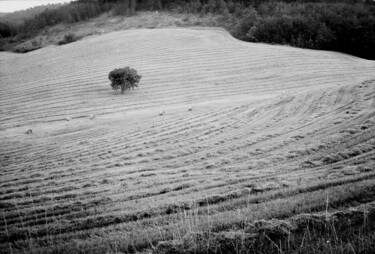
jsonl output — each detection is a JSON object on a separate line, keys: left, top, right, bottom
{"left": 235, "top": 1, "right": 375, "bottom": 59}
{"left": 166, "top": 0, "right": 375, "bottom": 59}
{"left": 1, "top": 0, "right": 374, "bottom": 59}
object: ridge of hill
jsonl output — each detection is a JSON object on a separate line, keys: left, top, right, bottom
{"left": 0, "top": 28, "right": 374, "bottom": 254}
{"left": 1, "top": 0, "right": 375, "bottom": 60}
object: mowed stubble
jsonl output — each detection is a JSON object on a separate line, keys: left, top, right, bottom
{"left": 0, "top": 28, "right": 375, "bottom": 253}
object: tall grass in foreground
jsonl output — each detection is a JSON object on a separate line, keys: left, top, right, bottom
{"left": 4, "top": 174, "right": 375, "bottom": 254}
{"left": 155, "top": 203, "right": 375, "bottom": 254}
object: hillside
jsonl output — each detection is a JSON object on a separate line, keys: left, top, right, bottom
{"left": 0, "top": 28, "right": 375, "bottom": 253}
{"left": 0, "top": 3, "right": 63, "bottom": 25}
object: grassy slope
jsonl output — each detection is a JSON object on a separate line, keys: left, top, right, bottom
{"left": 5, "top": 11, "right": 224, "bottom": 53}
{"left": 0, "top": 28, "right": 374, "bottom": 253}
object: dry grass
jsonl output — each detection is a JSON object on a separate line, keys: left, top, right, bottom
{"left": 0, "top": 27, "right": 374, "bottom": 254}
{"left": 154, "top": 200, "right": 375, "bottom": 254}
{"left": 12, "top": 11, "right": 222, "bottom": 52}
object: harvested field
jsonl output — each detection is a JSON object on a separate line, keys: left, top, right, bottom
{"left": 0, "top": 28, "right": 375, "bottom": 253}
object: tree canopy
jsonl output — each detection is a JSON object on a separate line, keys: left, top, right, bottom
{"left": 108, "top": 67, "right": 142, "bottom": 93}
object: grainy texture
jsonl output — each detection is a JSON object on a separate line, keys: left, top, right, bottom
{"left": 0, "top": 28, "right": 374, "bottom": 253}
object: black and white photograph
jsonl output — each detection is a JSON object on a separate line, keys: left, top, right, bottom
{"left": 1, "top": 0, "right": 375, "bottom": 253}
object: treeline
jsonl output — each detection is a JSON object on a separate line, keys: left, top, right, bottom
{"left": 164, "top": 0, "right": 375, "bottom": 59}
{"left": 234, "top": 1, "right": 375, "bottom": 59}
{"left": 1, "top": 0, "right": 374, "bottom": 59}
{"left": 3, "top": 1, "right": 113, "bottom": 37}
{"left": 0, "top": 4, "right": 62, "bottom": 26}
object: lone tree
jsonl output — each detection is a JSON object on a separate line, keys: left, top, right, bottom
{"left": 108, "top": 67, "right": 142, "bottom": 93}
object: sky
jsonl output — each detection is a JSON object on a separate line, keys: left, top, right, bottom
{"left": 0, "top": 0, "right": 74, "bottom": 13}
